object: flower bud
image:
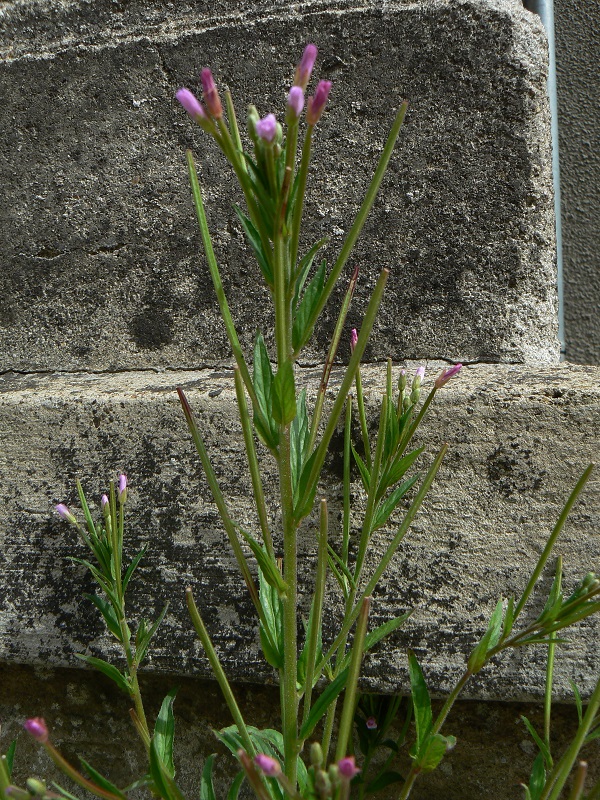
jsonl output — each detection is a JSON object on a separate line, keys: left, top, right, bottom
{"left": 287, "top": 86, "right": 305, "bottom": 119}
{"left": 315, "top": 769, "right": 332, "bottom": 798}
{"left": 55, "top": 504, "right": 77, "bottom": 525}
{"left": 118, "top": 473, "right": 127, "bottom": 504}
{"left": 254, "top": 753, "right": 281, "bottom": 777}
{"left": 307, "top": 80, "right": 332, "bottom": 125}
{"left": 337, "top": 756, "right": 360, "bottom": 780}
{"left": 310, "top": 741, "right": 324, "bottom": 767}
{"left": 24, "top": 717, "right": 49, "bottom": 743}
{"left": 26, "top": 779, "right": 47, "bottom": 796}
{"left": 398, "top": 369, "right": 407, "bottom": 394}
{"left": 255, "top": 113, "right": 277, "bottom": 143}
{"left": 200, "top": 68, "right": 223, "bottom": 119}
{"left": 101, "top": 494, "right": 109, "bottom": 509}
{"left": 176, "top": 88, "right": 207, "bottom": 121}
{"left": 350, "top": 328, "right": 358, "bottom": 353}
{"left": 294, "top": 44, "right": 318, "bottom": 90}
{"left": 327, "top": 764, "right": 340, "bottom": 787}
{"left": 434, "top": 363, "right": 462, "bottom": 389}
{"left": 4, "top": 787, "right": 30, "bottom": 800}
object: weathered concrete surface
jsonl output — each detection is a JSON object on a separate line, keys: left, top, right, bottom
{"left": 2, "top": 663, "right": 599, "bottom": 800}
{"left": 0, "top": 364, "right": 599, "bottom": 702}
{"left": 554, "top": 0, "right": 600, "bottom": 364}
{"left": 0, "top": 0, "right": 558, "bottom": 369}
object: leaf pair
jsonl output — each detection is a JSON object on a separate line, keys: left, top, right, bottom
{"left": 252, "top": 335, "right": 297, "bottom": 447}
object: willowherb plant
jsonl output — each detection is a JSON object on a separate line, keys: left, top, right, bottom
{"left": 2, "top": 45, "right": 600, "bottom": 800}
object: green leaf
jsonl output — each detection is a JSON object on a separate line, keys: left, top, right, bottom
{"left": 78, "top": 758, "right": 126, "bottom": 799}
{"left": 51, "top": 783, "right": 84, "bottom": 800}
{"left": 232, "top": 204, "right": 273, "bottom": 286}
{"left": 503, "top": 596, "right": 515, "bottom": 639}
{"left": 352, "top": 445, "right": 371, "bottom": 492}
{"left": 154, "top": 687, "right": 178, "bottom": 779}
{"left": 528, "top": 752, "right": 546, "bottom": 800}
{"left": 5, "top": 739, "right": 16, "bottom": 778}
{"left": 571, "top": 680, "right": 583, "bottom": 725}
{"left": 327, "top": 545, "right": 356, "bottom": 592}
{"left": 521, "top": 716, "right": 552, "bottom": 768}
{"left": 292, "top": 238, "right": 329, "bottom": 312}
{"left": 272, "top": 361, "right": 296, "bottom": 426}
{"left": 136, "top": 603, "right": 169, "bottom": 665}
{"left": 294, "top": 449, "right": 320, "bottom": 521}
{"left": 258, "top": 568, "right": 284, "bottom": 669}
{"left": 252, "top": 334, "right": 278, "bottom": 449}
{"left": 123, "top": 546, "right": 148, "bottom": 594}
{"left": 237, "top": 526, "right": 287, "bottom": 596}
{"left": 467, "top": 599, "right": 504, "bottom": 673}
{"left": 416, "top": 734, "right": 456, "bottom": 773}
{"left": 377, "top": 448, "right": 424, "bottom": 501}
{"left": 372, "top": 475, "right": 420, "bottom": 531}
{"left": 290, "top": 390, "right": 310, "bottom": 501}
{"left": 407, "top": 650, "right": 432, "bottom": 751}
{"left": 299, "top": 668, "right": 350, "bottom": 740}
{"left": 227, "top": 772, "right": 245, "bottom": 800}
{"left": 292, "top": 259, "right": 327, "bottom": 352}
{"left": 200, "top": 754, "right": 217, "bottom": 800}
{"left": 84, "top": 593, "right": 122, "bottom": 641}
{"left": 365, "top": 771, "right": 404, "bottom": 794}
{"left": 75, "top": 654, "right": 130, "bottom": 694}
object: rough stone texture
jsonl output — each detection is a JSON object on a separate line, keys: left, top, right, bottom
{"left": 2, "top": 663, "right": 599, "bottom": 800}
{"left": 1, "top": 363, "right": 599, "bottom": 702}
{"left": 0, "top": 0, "right": 558, "bottom": 369}
{"left": 554, "top": 0, "right": 600, "bottom": 364}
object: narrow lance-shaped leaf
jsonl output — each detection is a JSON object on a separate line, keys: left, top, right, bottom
{"left": 272, "top": 361, "right": 296, "bottom": 426}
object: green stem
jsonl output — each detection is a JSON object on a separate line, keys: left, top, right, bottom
{"left": 307, "top": 265, "right": 359, "bottom": 451}
{"left": 186, "top": 588, "right": 255, "bottom": 757}
{"left": 397, "top": 386, "right": 437, "bottom": 458}
{"left": 300, "top": 499, "right": 329, "bottom": 736}
{"left": 315, "top": 444, "right": 447, "bottom": 680}
{"left": 178, "top": 388, "right": 261, "bottom": 616}
{"left": 186, "top": 150, "right": 270, "bottom": 434}
{"left": 335, "top": 597, "right": 371, "bottom": 761}
{"left": 514, "top": 464, "right": 594, "bottom": 623}
{"left": 224, "top": 91, "right": 245, "bottom": 172}
{"left": 43, "top": 743, "right": 123, "bottom": 800}
{"left": 353, "top": 393, "right": 388, "bottom": 585}
{"left": 567, "top": 762, "right": 588, "bottom": 800}
{"left": 0, "top": 754, "right": 11, "bottom": 797}
{"left": 280, "top": 428, "right": 299, "bottom": 788}
{"left": 342, "top": 397, "right": 352, "bottom": 575}
{"left": 233, "top": 367, "right": 275, "bottom": 560}
{"left": 355, "top": 365, "right": 371, "bottom": 471}
{"left": 544, "top": 558, "right": 561, "bottom": 755}
{"left": 289, "top": 126, "right": 313, "bottom": 275}
{"left": 295, "top": 269, "right": 389, "bottom": 522}
{"left": 321, "top": 702, "right": 337, "bottom": 764}
{"left": 541, "top": 673, "right": 600, "bottom": 800}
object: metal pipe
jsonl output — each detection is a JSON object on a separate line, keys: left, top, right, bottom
{"left": 523, "top": 0, "right": 565, "bottom": 358}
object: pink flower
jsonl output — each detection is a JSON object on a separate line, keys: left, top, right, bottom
{"left": 24, "top": 717, "right": 49, "bottom": 743}
{"left": 254, "top": 753, "right": 281, "bottom": 777}
{"left": 176, "top": 88, "right": 207, "bottom": 121}
{"left": 287, "top": 86, "right": 305, "bottom": 119}
{"left": 55, "top": 504, "right": 76, "bottom": 525}
{"left": 350, "top": 328, "right": 358, "bottom": 353}
{"left": 294, "top": 44, "right": 318, "bottom": 90}
{"left": 415, "top": 366, "right": 425, "bottom": 382}
{"left": 306, "top": 80, "right": 332, "bottom": 125}
{"left": 434, "top": 363, "right": 462, "bottom": 389}
{"left": 101, "top": 494, "right": 109, "bottom": 509}
{"left": 255, "top": 113, "right": 277, "bottom": 143}
{"left": 366, "top": 716, "right": 377, "bottom": 730}
{"left": 200, "top": 68, "right": 223, "bottom": 119}
{"left": 338, "top": 756, "right": 360, "bottom": 780}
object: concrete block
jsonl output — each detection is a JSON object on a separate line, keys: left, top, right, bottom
{"left": 1, "top": 363, "right": 599, "bottom": 701}
{"left": 0, "top": 0, "right": 558, "bottom": 369}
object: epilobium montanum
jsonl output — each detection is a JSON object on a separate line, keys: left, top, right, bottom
{"left": 2, "top": 45, "right": 599, "bottom": 800}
